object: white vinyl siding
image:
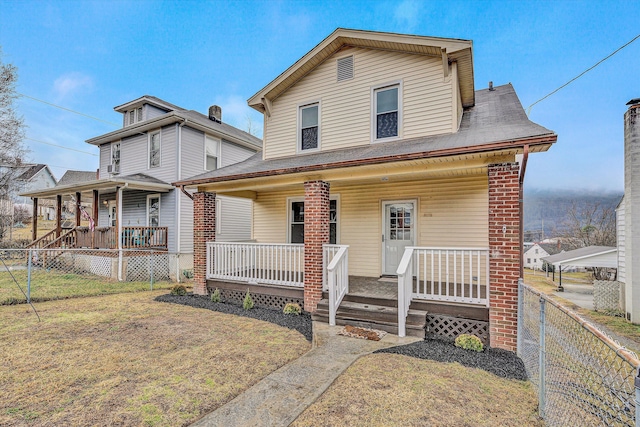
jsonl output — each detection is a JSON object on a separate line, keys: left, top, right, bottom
{"left": 180, "top": 126, "right": 205, "bottom": 180}
{"left": 264, "top": 47, "right": 454, "bottom": 159}
{"left": 253, "top": 174, "right": 488, "bottom": 277}
{"left": 145, "top": 104, "right": 169, "bottom": 120}
{"left": 220, "top": 140, "right": 255, "bottom": 167}
{"left": 99, "top": 144, "right": 111, "bottom": 179}
{"left": 118, "top": 124, "right": 176, "bottom": 182}
{"left": 618, "top": 197, "right": 626, "bottom": 283}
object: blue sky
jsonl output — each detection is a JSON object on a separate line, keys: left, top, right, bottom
{"left": 0, "top": 0, "right": 638, "bottom": 192}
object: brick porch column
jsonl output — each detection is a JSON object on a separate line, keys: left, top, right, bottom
{"left": 193, "top": 191, "right": 216, "bottom": 295}
{"left": 488, "top": 163, "right": 520, "bottom": 351}
{"left": 303, "top": 180, "right": 330, "bottom": 312}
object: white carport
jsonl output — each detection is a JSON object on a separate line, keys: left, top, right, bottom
{"left": 541, "top": 246, "right": 617, "bottom": 291}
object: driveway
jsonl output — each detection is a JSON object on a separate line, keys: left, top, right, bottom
{"left": 554, "top": 281, "right": 593, "bottom": 310}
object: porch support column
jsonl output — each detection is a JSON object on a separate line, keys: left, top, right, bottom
{"left": 488, "top": 163, "right": 521, "bottom": 351}
{"left": 75, "top": 192, "right": 81, "bottom": 227}
{"left": 55, "top": 194, "right": 62, "bottom": 238}
{"left": 303, "top": 180, "right": 330, "bottom": 313}
{"left": 31, "top": 198, "right": 38, "bottom": 241}
{"left": 193, "top": 191, "right": 216, "bottom": 295}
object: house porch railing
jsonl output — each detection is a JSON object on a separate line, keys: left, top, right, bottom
{"left": 206, "top": 242, "right": 304, "bottom": 287}
{"left": 324, "top": 244, "right": 349, "bottom": 326}
{"left": 29, "top": 226, "right": 168, "bottom": 250}
{"left": 397, "top": 246, "right": 490, "bottom": 337}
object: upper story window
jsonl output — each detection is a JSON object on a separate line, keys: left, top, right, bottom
{"left": 373, "top": 83, "right": 401, "bottom": 141}
{"left": 205, "top": 136, "right": 220, "bottom": 171}
{"left": 149, "top": 131, "right": 161, "bottom": 168}
{"left": 111, "top": 142, "right": 120, "bottom": 173}
{"left": 299, "top": 102, "right": 320, "bottom": 152}
{"left": 124, "top": 107, "right": 143, "bottom": 127}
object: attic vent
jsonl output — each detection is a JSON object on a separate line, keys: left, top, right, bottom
{"left": 337, "top": 56, "right": 354, "bottom": 82}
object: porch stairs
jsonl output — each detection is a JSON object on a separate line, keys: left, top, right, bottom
{"left": 312, "top": 293, "right": 428, "bottom": 338}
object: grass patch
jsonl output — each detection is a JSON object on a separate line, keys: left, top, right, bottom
{"left": 0, "top": 291, "right": 310, "bottom": 426}
{"left": 0, "top": 268, "right": 174, "bottom": 305}
{"left": 292, "top": 353, "right": 541, "bottom": 427}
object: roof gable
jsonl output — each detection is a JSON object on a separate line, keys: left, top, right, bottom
{"left": 248, "top": 28, "right": 474, "bottom": 112}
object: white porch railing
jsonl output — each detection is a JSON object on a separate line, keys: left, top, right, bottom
{"left": 397, "top": 246, "right": 489, "bottom": 337}
{"left": 324, "top": 244, "right": 349, "bottom": 326}
{"left": 322, "top": 244, "right": 343, "bottom": 291}
{"left": 206, "top": 242, "right": 304, "bottom": 287}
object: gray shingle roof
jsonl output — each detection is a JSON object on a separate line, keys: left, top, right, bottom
{"left": 178, "top": 83, "right": 555, "bottom": 185}
{"left": 57, "top": 170, "right": 97, "bottom": 186}
{"left": 179, "top": 109, "right": 262, "bottom": 149}
{"left": 541, "top": 246, "right": 616, "bottom": 265}
{"left": 17, "top": 164, "right": 47, "bottom": 181}
{"left": 117, "top": 173, "right": 170, "bottom": 185}
{"left": 539, "top": 243, "right": 572, "bottom": 256}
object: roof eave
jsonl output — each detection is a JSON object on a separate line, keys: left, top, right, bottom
{"left": 175, "top": 133, "right": 556, "bottom": 188}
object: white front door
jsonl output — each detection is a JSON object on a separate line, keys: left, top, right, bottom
{"left": 107, "top": 201, "right": 117, "bottom": 227}
{"left": 382, "top": 201, "right": 416, "bottom": 275}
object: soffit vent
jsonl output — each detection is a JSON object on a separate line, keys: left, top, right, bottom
{"left": 337, "top": 56, "right": 354, "bottom": 82}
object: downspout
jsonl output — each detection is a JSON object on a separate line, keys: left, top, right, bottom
{"left": 175, "top": 119, "right": 188, "bottom": 278}
{"left": 518, "top": 145, "right": 529, "bottom": 279}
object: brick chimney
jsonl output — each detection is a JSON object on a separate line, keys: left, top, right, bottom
{"left": 208, "top": 105, "right": 222, "bottom": 123}
{"left": 624, "top": 98, "right": 640, "bottom": 322}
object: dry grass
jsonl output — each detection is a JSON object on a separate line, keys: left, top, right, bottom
{"left": 0, "top": 268, "right": 174, "bottom": 305}
{"left": 292, "top": 353, "right": 541, "bottom": 427}
{"left": 0, "top": 291, "right": 310, "bottom": 426}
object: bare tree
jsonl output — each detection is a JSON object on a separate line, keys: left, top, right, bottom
{"left": 0, "top": 47, "right": 27, "bottom": 240}
{"left": 557, "top": 200, "right": 617, "bottom": 279}
{"left": 245, "top": 113, "right": 259, "bottom": 137}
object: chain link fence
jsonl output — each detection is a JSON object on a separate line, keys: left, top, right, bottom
{"left": 0, "top": 248, "right": 193, "bottom": 305}
{"left": 519, "top": 279, "right": 640, "bottom": 426}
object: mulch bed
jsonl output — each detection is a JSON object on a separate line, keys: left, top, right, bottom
{"left": 155, "top": 293, "right": 313, "bottom": 341}
{"left": 375, "top": 339, "right": 528, "bottom": 381}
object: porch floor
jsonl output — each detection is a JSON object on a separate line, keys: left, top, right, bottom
{"left": 347, "top": 276, "right": 398, "bottom": 299}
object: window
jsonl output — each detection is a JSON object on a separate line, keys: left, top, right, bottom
{"left": 299, "top": 103, "right": 319, "bottom": 151}
{"left": 149, "top": 131, "right": 161, "bottom": 168}
{"left": 527, "top": 258, "right": 531, "bottom": 264}
{"left": 205, "top": 136, "right": 220, "bottom": 171}
{"left": 534, "top": 258, "right": 537, "bottom": 263}
{"left": 136, "top": 107, "right": 143, "bottom": 122}
{"left": 373, "top": 84, "right": 400, "bottom": 141}
{"left": 289, "top": 198, "right": 337, "bottom": 244}
{"left": 129, "top": 110, "right": 135, "bottom": 126}
{"left": 111, "top": 143, "right": 120, "bottom": 173}
{"left": 147, "top": 195, "right": 160, "bottom": 227}
{"left": 337, "top": 56, "right": 354, "bottom": 81}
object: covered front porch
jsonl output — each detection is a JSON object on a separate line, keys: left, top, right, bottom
{"left": 21, "top": 175, "right": 174, "bottom": 251}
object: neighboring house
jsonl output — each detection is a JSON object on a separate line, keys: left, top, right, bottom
{"left": 176, "top": 29, "right": 557, "bottom": 350}
{"left": 21, "top": 96, "right": 261, "bottom": 280}
{"left": 524, "top": 242, "right": 571, "bottom": 270}
{"left": 1, "top": 164, "right": 57, "bottom": 219}
{"left": 618, "top": 98, "right": 640, "bottom": 322}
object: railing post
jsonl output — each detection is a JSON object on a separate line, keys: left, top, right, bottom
{"left": 328, "top": 271, "right": 336, "bottom": 326}
{"left": 398, "top": 272, "right": 406, "bottom": 337}
{"left": 517, "top": 278, "right": 524, "bottom": 357}
{"left": 27, "top": 249, "right": 33, "bottom": 303}
{"left": 539, "top": 297, "right": 546, "bottom": 419}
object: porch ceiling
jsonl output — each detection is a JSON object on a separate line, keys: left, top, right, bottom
{"left": 201, "top": 149, "right": 522, "bottom": 196}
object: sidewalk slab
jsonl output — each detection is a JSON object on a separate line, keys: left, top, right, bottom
{"left": 190, "top": 321, "right": 420, "bottom": 427}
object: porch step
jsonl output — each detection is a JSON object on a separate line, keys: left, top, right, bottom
{"left": 312, "top": 299, "right": 427, "bottom": 338}
{"left": 322, "top": 292, "right": 397, "bottom": 308}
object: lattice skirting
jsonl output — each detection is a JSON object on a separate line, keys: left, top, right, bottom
{"left": 217, "top": 288, "right": 304, "bottom": 311}
{"left": 593, "top": 280, "right": 621, "bottom": 312}
{"left": 426, "top": 314, "right": 489, "bottom": 345}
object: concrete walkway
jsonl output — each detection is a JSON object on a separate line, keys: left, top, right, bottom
{"left": 554, "top": 281, "right": 594, "bottom": 310}
{"left": 190, "top": 321, "right": 420, "bottom": 427}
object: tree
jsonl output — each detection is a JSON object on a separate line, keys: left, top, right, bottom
{"left": 557, "top": 200, "right": 617, "bottom": 280}
{"left": 0, "top": 47, "right": 27, "bottom": 240}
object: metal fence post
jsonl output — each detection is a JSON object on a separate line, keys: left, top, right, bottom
{"left": 539, "top": 297, "right": 546, "bottom": 419}
{"left": 517, "top": 278, "right": 524, "bottom": 356}
{"left": 27, "top": 249, "right": 33, "bottom": 303}
{"left": 635, "top": 367, "right": 640, "bottom": 427}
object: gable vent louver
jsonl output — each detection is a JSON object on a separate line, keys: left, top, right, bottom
{"left": 337, "top": 56, "right": 354, "bottom": 82}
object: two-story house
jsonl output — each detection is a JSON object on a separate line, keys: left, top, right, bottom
{"left": 22, "top": 96, "right": 261, "bottom": 280}
{"left": 176, "top": 28, "right": 557, "bottom": 350}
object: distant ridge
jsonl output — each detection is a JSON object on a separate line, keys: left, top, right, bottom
{"left": 523, "top": 188, "right": 623, "bottom": 241}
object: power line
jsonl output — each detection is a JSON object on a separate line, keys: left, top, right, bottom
{"left": 526, "top": 33, "right": 640, "bottom": 115}
{"left": 17, "top": 92, "right": 120, "bottom": 127}
{"left": 25, "top": 137, "right": 99, "bottom": 156}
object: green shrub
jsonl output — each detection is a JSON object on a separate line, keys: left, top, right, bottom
{"left": 170, "top": 285, "right": 187, "bottom": 296}
{"left": 283, "top": 302, "right": 301, "bottom": 315}
{"left": 242, "top": 290, "right": 254, "bottom": 310}
{"left": 210, "top": 288, "right": 221, "bottom": 303}
{"left": 454, "top": 334, "right": 484, "bottom": 352}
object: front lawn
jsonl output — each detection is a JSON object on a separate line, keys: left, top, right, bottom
{"left": 292, "top": 353, "right": 541, "bottom": 427}
{"left": 0, "top": 291, "right": 311, "bottom": 426}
